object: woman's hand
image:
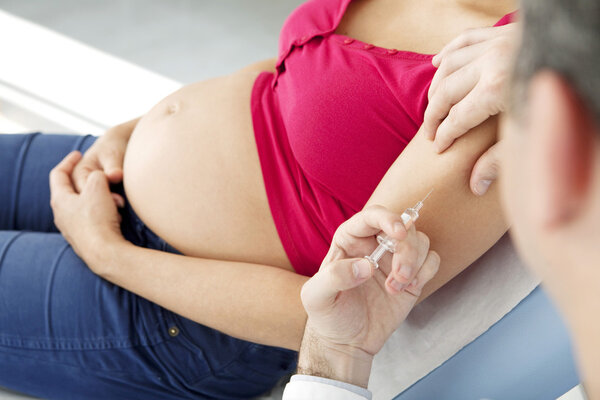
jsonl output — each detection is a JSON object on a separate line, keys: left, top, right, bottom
{"left": 423, "top": 24, "right": 518, "bottom": 195}
{"left": 50, "top": 151, "right": 126, "bottom": 271}
{"left": 298, "top": 205, "right": 439, "bottom": 387}
{"left": 71, "top": 118, "right": 139, "bottom": 206}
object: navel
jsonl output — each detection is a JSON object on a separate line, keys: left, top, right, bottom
{"left": 166, "top": 102, "right": 180, "bottom": 115}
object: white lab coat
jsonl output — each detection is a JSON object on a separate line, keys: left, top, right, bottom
{"left": 282, "top": 375, "right": 371, "bottom": 400}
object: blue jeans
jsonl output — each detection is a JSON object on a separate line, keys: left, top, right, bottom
{"left": 0, "top": 133, "right": 297, "bottom": 400}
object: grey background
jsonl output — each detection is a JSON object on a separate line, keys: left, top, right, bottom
{"left": 0, "top": 0, "right": 303, "bottom": 83}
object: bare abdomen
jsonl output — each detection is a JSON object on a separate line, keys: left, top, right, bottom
{"left": 123, "top": 67, "right": 294, "bottom": 271}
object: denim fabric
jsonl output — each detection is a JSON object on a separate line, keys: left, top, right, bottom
{"left": 0, "top": 133, "right": 297, "bottom": 400}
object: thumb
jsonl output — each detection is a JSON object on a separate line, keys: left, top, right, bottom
{"left": 85, "top": 170, "right": 112, "bottom": 195}
{"left": 99, "top": 151, "right": 124, "bottom": 183}
{"left": 470, "top": 142, "right": 502, "bottom": 196}
{"left": 302, "top": 258, "right": 374, "bottom": 310}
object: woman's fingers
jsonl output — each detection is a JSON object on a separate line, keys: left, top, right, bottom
{"left": 72, "top": 157, "right": 125, "bottom": 206}
{"left": 111, "top": 193, "right": 126, "bottom": 208}
{"left": 71, "top": 158, "right": 98, "bottom": 193}
{"left": 302, "top": 258, "right": 374, "bottom": 310}
{"left": 81, "top": 171, "right": 120, "bottom": 215}
{"left": 98, "top": 148, "right": 125, "bottom": 183}
{"left": 49, "top": 151, "right": 82, "bottom": 200}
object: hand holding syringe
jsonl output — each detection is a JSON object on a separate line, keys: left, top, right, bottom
{"left": 365, "top": 190, "right": 433, "bottom": 269}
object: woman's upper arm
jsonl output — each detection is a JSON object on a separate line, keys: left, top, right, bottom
{"left": 365, "top": 117, "right": 508, "bottom": 300}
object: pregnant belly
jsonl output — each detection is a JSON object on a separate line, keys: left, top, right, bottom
{"left": 122, "top": 67, "right": 294, "bottom": 271}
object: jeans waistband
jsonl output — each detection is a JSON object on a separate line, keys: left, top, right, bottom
{"left": 110, "top": 182, "right": 180, "bottom": 254}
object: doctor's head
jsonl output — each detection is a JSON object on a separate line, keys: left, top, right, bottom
{"left": 501, "top": 0, "right": 600, "bottom": 312}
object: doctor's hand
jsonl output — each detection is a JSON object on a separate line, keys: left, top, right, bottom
{"left": 424, "top": 23, "right": 518, "bottom": 150}
{"left": 298, "top": 205, "right": 439, "bottom": 388}
{"left": 423, "top": 23, "right": 518, "bottom": 195}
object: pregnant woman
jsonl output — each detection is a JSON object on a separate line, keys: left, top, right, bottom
{"left": 0, "top": 0, "right": 516, "bottom": 398}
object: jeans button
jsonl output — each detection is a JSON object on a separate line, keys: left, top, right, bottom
{"left": 168, "top": 326, "right": 180, "bottom": 337}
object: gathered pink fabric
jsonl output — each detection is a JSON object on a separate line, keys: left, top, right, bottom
{"left": 251, "top": 0, "right": 516, "bottom": 276}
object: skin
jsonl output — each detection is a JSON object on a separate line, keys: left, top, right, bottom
{"left": 123, "top": 59, "right": 290, "bottom": 268}
{"left": 294, "top": 74, "right": 600, "bottom": 397}
{"left": 298, "top": 206, "right": 439, "bottom": 388}
{"left": 285, "top": 4, "right": 600, "bottom": 398}
{"left": 424, "top": 23, "right": 519, "bottom": 197}
{"left": 54, "top": 0, "right": 517, "bottom": 351}
{"left": 428, "top": 18, "right": 600, "bottom": 396}
{"left": 501, "top": 73, "right": 600, "bottom": 398}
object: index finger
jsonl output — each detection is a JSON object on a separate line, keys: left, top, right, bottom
{"left": 432, "top": 26, "right": 498, "bottom": 66}
{"left": 433, "top": 81, "right": 492, "bottom": 153}
{"left": 423, "top": 64, "right": 480, "bottom": 140}
{"left": 335, "top": 205, "right": 408, "bottom": 245}
{"left": 49, "top": 151, "right": 82, "bottom": 197}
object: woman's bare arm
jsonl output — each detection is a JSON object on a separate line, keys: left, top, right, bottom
{"left": 90, "top": 117, "right": 503, "bottom": 352}
{"left": 94, "top": 240, "right": 309, "bottom": 351}
{"left": 65, "top": 55, "right": 498, "bottom": 350}
{"left": 365, "top": 117, "right": 507, "bottom": 300}
{"left": 76, "top": 58, "right": 301, "bottom": 349}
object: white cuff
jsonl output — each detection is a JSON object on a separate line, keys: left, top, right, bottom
{"left": 282, "top": 374, "right": 372, "bottom": 400}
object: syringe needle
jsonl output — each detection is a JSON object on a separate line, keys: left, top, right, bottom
{"left": 421, "top": 188, "right": 434, "bottom": 203}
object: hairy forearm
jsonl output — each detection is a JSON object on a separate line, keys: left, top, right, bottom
{"left": 297, "top": 326, "right": 373, "bottom": 388}
{"left": 91, "top": 239, "right": 308, "bottom": 350}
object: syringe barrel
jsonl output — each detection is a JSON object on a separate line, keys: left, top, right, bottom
{"left": 369, "top": 245, "right": 388, "bottom": 264}
{"left": 365, "top": 203, "right": 425, "bottom": 268}
{"left": 401, "top": 208, "right": 419, "bottom": 226}
{"left": 376, "top": 234, "right": 396, "bottom": 251}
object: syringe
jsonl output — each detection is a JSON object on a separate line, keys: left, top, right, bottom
{"left": 365, "top": 189, "right": 433, "bottom": 269}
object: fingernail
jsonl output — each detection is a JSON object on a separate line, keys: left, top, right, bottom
{"left": 353, "top": 259, "right": 372, "bottom": 279}
{"left": 432, "top": 54, "right": 439, "bottom": 65}
{"left": 393, "top": 222, "right": 405, "bottom": 233}
{"left": 118, "top": 197, "right": 125, "bottom": 208}
{"left": 410, "top": 278, "right": 418, "bottom": 287}
{"left": 399, "top": 265, "right": 412, "bottom": 280}
{"left": 474, "top": 179, "right": 492, "bottom": 196}
{"left": 390, "top": 279, "right": 405, "bottom": 292}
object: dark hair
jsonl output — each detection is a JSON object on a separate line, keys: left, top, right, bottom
{"left": 511, "top": 0, "right": 600, "bottom": 123}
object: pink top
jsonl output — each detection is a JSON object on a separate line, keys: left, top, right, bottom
{"left": 251, "top": 0, "right": 516, "bottom": 276}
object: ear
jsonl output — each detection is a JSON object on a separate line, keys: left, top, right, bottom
{"left": 527, "top": 71, "right": 597, "bottom": 229}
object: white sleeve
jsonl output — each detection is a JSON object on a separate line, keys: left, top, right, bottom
{"left": 282, "top": 375, "right": 372, "bottom": 400}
